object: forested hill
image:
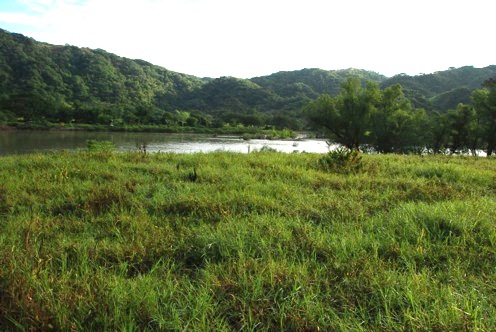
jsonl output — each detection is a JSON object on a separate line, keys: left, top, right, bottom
{"left": 0, "top": 28, "right": 495, "bottom": 129}
{"left": 382, "top": 66, "right": 496, "bottom": 110}
{"left": 0, "top": 28, "right": 206, "bottom": 125}
{"left": 251, "top": 68, "right": 386, "bottom": 98}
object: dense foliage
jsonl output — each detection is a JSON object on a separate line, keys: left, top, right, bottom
{"left": 1, "top": 151, "right": 496, "bottom": 330}
{"left": 306, "top": 77, "right": 496, "bottom": 155}
{"left": 0, "top": 29, "right": 210, "bottom": 127}
{"left": 1, "top": 28, "right": 495, "bottom": 131}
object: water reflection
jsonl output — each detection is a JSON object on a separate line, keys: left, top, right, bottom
{"left": 0, "top": 131, "right": 332, "bottom": 155}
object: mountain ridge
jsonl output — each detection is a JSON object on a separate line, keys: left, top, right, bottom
{"left": 1, "top": 28, "right": 495, "bottom": 129}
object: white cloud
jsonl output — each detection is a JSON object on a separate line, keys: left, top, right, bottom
{"left": 0, "top": 12, "right": 41, "bottom": 26}
{"left": 0, "top": 0, "right": 494, "bottom": 78}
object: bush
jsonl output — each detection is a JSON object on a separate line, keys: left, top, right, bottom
{"left": 257, "top": 145, "right": 278, "bottom": 153}
{"left": 317, "top": 148, "right": 363, "bottom": 174}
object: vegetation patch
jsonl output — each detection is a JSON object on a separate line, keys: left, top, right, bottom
{"left": 1, "top": 151, "right": 496, "bottom": 330}
{"left": 0, "top": 185, "right": 11, "bottom": 215}
{"left": 316, "top": 148, "right": 363, "bottom": 174}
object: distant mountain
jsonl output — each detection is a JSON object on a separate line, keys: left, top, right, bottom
{"left": 184, "top": 68, "right": 388, "bottom": 114}
{"left": 249, "top": 68, "right": 387, "bottom": 112}
{"left": 381, "top": 66, "right": 496, "bottom": 110}
{"left": 185, "top": 76, "right": 279, "bottom": 112}
{"left": 0, "top": 28, "right": 206, "bottom": 125}
{"left": 0, "top": 28, "right": 494, "bottom": 129}
{"left": 252, "top": 68, "right": 387, "bottom": 97}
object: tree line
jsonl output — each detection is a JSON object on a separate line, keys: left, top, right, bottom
{"left": 305, "top": 77, "right": 496, "bottom": 156}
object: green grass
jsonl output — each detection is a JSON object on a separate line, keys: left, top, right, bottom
{"left": 0, "top": 151, "right": 495, "bottom": 330}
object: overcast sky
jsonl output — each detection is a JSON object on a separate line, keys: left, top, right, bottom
{"left": 0, "top": 0, "right": 494, "bottom": 78}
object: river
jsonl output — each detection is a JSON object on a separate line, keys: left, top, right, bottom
{"left": 0, "top": 130, "right": 333, "bottom": 155}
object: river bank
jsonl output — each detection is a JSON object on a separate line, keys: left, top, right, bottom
{"left": 0, "top": 121, "right": 298, "bottom": 138}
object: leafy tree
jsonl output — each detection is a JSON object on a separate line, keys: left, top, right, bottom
{"left": 447, "top": 103, "right": 478, "bottom": 154}
{"left": 195, "top": 113, "right": 214, "bottom": 127}
{"left": 175, "top": 110, "right": 190, "bottom": 126}
{"left": 305, "top": 78, "right": 379, "bottom": 150}
{"left": 0, "top": 109, "right": 15, "bottom": 123}
{"left": 386, "top": 107, "right": 431, "bottom": 154}
{"left": 472, "top": 79, "right": 496, "bottom": 155}
{"left": 370, "top": 84, "right": 415, "bottom": 153}
{"left": 426, "top": 111, "right": 450, "bottom": 153}
{"left": 269, "top": 113, "right": 302, "bottom": 130}
{"left": 186, "top": 114, "right": 200, "bottom": 127}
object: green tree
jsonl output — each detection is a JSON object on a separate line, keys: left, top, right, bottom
{"left": 405, "top": 108, "right": 430, "bottom": 154}
{"left": 175, "top": 110, "right": 190, "bottom": 126}
{"left": 472, "top": 79, "right": 496, "bottom": 155}
{"left": 370, "top": 84, "right": 417, "bottom": 153}
{"left": 0, "top": 109, "right": 15, "bottom": 123}
{"left": 305, "top": 78, "right": 379, "bottom": 150}
{"left": 447, "top": 103, "right": 478, "bottom": 154}
{"left": 426, "top": 111, "right": 450, "bottom": 153}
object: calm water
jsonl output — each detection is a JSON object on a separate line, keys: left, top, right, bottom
{"left": 0, "top": 130, "right": 333, "bottom": 155}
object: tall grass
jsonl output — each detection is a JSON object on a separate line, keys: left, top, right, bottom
{"left": 0, "top": 151, "right": 495, "bottom": 330}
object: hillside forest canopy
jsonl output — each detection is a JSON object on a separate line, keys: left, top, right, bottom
{"left": 0, "top": 28, "right": 495, "bottom": 154}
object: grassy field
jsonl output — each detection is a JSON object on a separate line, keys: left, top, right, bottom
{"left": 0, "top": 150, "right": 495, "bottom": 330}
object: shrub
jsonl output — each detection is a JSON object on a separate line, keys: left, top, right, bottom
{"left": 317, "top": 148, "right": 363, "bottom": 174}
{"left": 257, "top": 145, "right": 278, "bottom": 153}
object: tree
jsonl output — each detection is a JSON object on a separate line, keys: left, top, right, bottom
{"left": 472, "top": 79, "right": 496, "bottom": 155}
{"left": 386, "top": 107, "right": 430, "bottom": 154}
{"left": 370, "top": 84, "right": 417, "bottom": 153}
{"left": 0, "top": 109, "right": 15, "bottom": 123}
{"left": 305, "top": 78, "right": 379, "bottom": 150}
{"left": 175, "top": 110, "right": 190, "bottom": 126}
{"left": 447, "top": 103, "right": 478, "bottom": 154}
{"left": 426, "top": 111, "right": 450, "bottom": 153}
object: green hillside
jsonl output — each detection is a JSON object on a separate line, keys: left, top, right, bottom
{"left": 0, "top": 29, "right": 205, "bottom": 125}
{"left": 382, "top": 66, "right": 496, "bottom": 110}
{"left": 252, "top": 68, "right": 386, "bottom": 97}
{"left": 0, "top": 28, "right": 494, "bottom": 129}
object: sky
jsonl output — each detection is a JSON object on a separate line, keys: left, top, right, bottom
{"left": 0, "top": 0, "right": 494, "bottom": 78}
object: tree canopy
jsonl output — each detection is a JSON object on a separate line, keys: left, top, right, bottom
{"left": 472, "top": 79, "right": 496, "bottom": 155}
{"left": 305, "top": 77, "right": 496, "bottom": 155}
